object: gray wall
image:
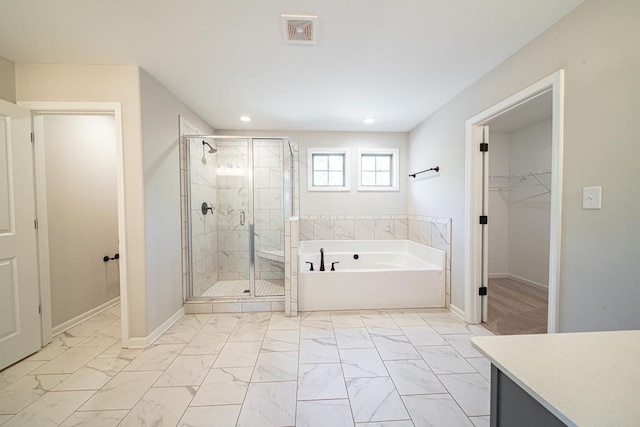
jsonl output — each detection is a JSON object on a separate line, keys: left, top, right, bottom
{"left": 507, "top": 120, "right": 552, "bottom": 287}
{"left": 139, "top": 69, "right": 214, "bottom": 334}
{"left": 0, "top": 56, "right": 15, "bottom": 103}
{"left": 408, "top": 0, "right": 640, "bottom": 332}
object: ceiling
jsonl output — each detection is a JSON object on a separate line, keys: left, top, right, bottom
{"left": 488, "top": 91, "right": 553, "bottom": 133}
{"left": 0, "top": 0, "right": 585, "bottom": 132}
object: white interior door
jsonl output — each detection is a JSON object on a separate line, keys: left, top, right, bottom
{"left": 0, "top": 100, "right": 41, "bottom": 370}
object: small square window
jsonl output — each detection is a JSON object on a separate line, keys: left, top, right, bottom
{"left": 308, "top": 148, "right": 350, "bottom": 191}
{"left": 358, "top": 148, "right": 399, "bottom": 191}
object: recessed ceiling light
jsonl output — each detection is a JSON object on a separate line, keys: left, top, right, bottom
{"left": 363, "top": 117, "right": 375, "bottom": 124}
{"left": 240, "top": 115, "right": 252, "bottom": 122}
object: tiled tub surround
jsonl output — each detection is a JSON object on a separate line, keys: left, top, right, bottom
{"left": 298, "top": 240, "right": 445, "bottom": 311}
{"left": 285, "top": 218, "right": 299, "bottom": 317}
{"left": 0, "top": 304, "right": 492, "bottom": 426}
{"left": 299, "top": 215, "right": 453, "bottom": 306}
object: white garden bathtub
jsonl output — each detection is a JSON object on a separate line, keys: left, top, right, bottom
{"left": 298, "top": 240, "right": 445, "bottom": 311}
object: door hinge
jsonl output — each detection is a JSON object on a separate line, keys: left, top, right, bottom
{"left": 479, "top": 287, "right": 488, "bottom": 296}
{"left": 479, "top": 142, "right": 488, "bottom": 152}
{"left": 30, "top": 132, "right": 34, "bottom": 143}
{"left": 479, "top": 215, "right": 488, "bottom": 225}
{"left": 34, "top": 219, "right": 38, "bottom": 230}
{"left": 38, "top": 304, "right": 42, "bottom": 314}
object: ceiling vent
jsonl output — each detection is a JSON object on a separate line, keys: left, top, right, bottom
{"left": 282, "top": 15, "right": 317, "bottom": 45}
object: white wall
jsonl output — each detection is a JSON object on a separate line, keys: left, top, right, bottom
{"left": 409, "top": 1, "right": 640, "bottom": 332}
{"left": 139, "top": 69, "right": 214, "bottom": 334}
{"left": 487, "top": 133, "right": 509, "bottom": 276}
{"left": 220, "top": 130, "right": 408, "bottom": 215}
{"left": 0, "top": 56, "right": 15, "bottom": 103}
{"left": 42, "top": 115, "right": 119, "bottom": 327}
{"left": 507, "top": 120, "right": 552, "bottom": 286}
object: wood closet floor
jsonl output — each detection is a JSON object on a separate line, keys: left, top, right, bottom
{"left": 485, "top": 277, "right": 548, "bottom": 335}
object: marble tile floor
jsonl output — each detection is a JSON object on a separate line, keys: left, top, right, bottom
{"left": 0, "top": 304, "right": 494, "bottom": 426}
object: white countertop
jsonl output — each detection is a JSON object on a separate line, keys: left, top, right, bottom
{"left": 471, "top": 330, "right": 640, "bottom": 427}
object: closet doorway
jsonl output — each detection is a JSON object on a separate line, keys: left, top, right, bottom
{"left": 484, "top": 92, "right": 552, "bottom": 334}
{"left": 464, "top": 70, "right": 564, "bottom": 333}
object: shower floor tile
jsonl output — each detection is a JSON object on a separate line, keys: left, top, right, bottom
{"left": 201, "top": 280, "right": 284, "bottom": 297}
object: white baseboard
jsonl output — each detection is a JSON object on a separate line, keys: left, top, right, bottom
{"left": 508, "top": 273, "right": 548, "bottom": 290}
{"left": 448, "top": 304, "right": 466, "bottom": 322}
{"left": 488, "top": 273, "right": 509, "bottom": 279}
{"left": 52, "top": 297, "right": 120, "bottom": 337}
{"left": 125, "top": 307, "right": 185, "bottom": 349}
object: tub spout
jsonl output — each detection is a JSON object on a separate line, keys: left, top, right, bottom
{"left": 320, "top": 248, "right": 325, "bottom": 271}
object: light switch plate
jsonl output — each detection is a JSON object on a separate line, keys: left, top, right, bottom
{"left": 582, "top": 186, "right": 602, "bottom": 209}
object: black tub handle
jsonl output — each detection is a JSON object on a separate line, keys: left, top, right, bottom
{"left": 331, "top": 261, "right": 340, "bottom": 271}
{"left": 305, "top": 261, "right": 314, "bottom": 271}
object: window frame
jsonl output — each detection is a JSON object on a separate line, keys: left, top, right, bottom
{"left": 307, "top": 147, "right": 351, "bottom": 192}
{"left": 357, "top": 148, "right": 400, "bottom": 192}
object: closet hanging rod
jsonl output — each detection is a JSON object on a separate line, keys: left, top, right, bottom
{"left": 489, "top": 171, "right": 551, "bottom": 179}
{"left": 409, "top": 166, "right": 440, "bottom": 178}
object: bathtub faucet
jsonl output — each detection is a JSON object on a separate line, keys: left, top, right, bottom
{"left": 320, "top": 248, "right": 325, "bottom": 271}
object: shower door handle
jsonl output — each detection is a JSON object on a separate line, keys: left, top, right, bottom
{"left": 240, "top": 211, "right": 246, "bottom": 226}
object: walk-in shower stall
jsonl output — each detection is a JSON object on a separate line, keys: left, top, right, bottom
{"left": 181, "top": 135, "right": 294, "bottom": 300}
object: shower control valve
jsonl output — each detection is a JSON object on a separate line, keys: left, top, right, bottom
{"left": 201, "top": 202, "right": 214, "bottom": 215}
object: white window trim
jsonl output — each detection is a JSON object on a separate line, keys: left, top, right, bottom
{"left": 307, "top": 147, "right": 351, "bottom": 192}
{"left": 357, "top": 148, "right": 399, "bottom": 191}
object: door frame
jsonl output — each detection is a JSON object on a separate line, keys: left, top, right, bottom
{"left": 19, "top": 101, "right": 129, "bottom": 346}
{"left": 464, "top": 70, "right": 564, "bottom": 333}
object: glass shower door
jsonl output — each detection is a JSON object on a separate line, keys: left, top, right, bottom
{"left": 215, "top": 139, "right": 252, "bottom": 296}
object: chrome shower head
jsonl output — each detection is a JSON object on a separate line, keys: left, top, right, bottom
{"left": 202, "top": 140, "right": 217, "bottom": 154}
